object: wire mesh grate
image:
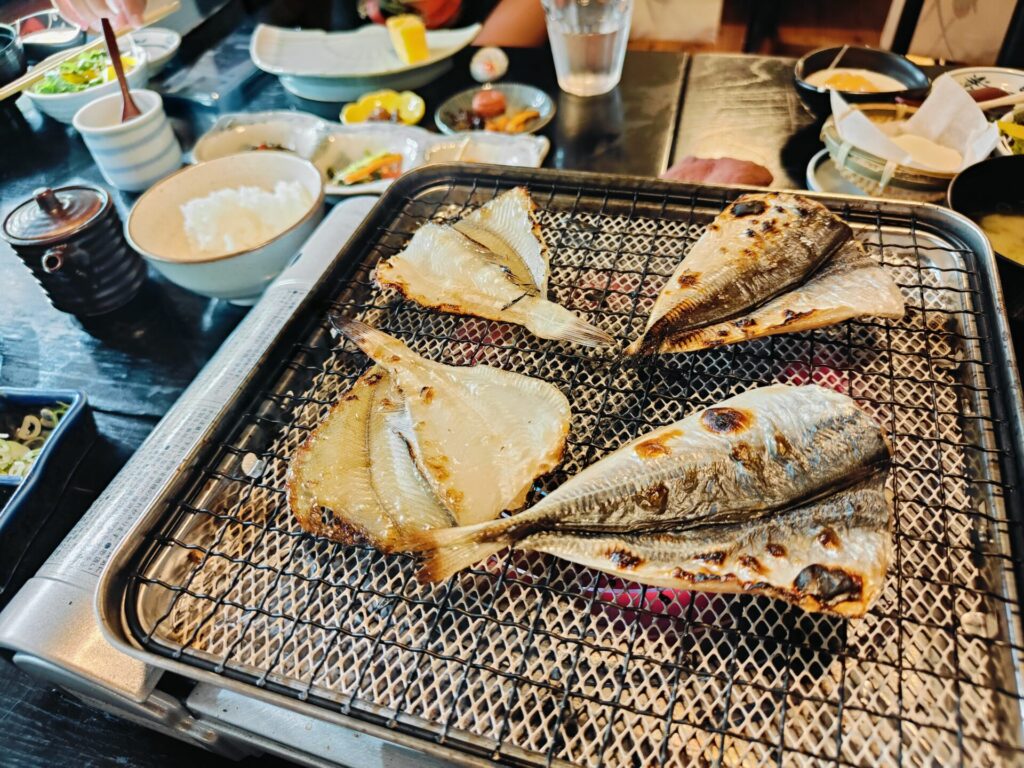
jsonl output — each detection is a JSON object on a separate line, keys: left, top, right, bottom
{"left": 123, "top": 172, "right": 1024, "bottom": 767}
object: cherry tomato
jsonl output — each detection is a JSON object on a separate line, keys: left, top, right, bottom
{"left": 472, "top": 89, "right": 507, "bottom": 118}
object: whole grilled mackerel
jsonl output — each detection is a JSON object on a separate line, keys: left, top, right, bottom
{"left": 626, "top": 193, "right": 852, "bottom": 355}
{"left": 406, "top": 384, "right": 893, "bottom": 618}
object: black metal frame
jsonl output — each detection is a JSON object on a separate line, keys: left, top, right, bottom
{"left": 113, "top": 166, "right": 1024, "bottom": 767}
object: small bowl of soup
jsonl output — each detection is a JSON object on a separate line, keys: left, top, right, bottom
{"left": 948, "top": 155, "right": 1024, "bottom": 319}
{"left": 794, "top": 46, "right": 931, "bottom": 118}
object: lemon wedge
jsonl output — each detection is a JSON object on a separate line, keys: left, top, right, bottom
{"left": 386, "top": 14, "right": 429, "bottom": 66}
{"left": 340, "top": 90, "right": 425, "bottom": 125}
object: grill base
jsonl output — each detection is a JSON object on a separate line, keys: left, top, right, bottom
{"left": 102, "top": 167, "right": 1024, "bottom": 767}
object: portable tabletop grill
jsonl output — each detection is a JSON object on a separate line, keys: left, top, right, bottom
{"left": 5, "top": 167, "right": 1024, "bottom": 767}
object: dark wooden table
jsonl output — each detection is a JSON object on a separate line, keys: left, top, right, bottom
{"left": 0, "top": 22, "right": 694, "bottom": 768}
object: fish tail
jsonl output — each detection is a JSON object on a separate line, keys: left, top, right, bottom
{"left": 519, "top": 299, "right": 615, "bottom": 348}
{"left": 403, "top": 524, "right": 514, "bottom": 582}
{"left": 330, "top": 316, "right": 415, "bottom": 365}
{"left": 402, "top": 510, "right": 547, "bottom": 581}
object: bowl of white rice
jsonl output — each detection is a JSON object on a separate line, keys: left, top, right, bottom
{"left": 126, "top": 152, "right": 324, "bottom": 303}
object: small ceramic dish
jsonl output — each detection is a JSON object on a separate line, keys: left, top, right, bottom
{"left": 941, "top": 66, "right": 1024, "bottom": 98}
{"left": 820, "top": 103, "right": 954, "bottom": 202}
{"left": 191, "top": 110, "right": 328, "bottom": 163}
{"left": 126, "top": 153, "right": 325, "bottom": 304}
{"left": 0, "top": 23, "right": 26, "bottom": 87}
{"left": 794, "top": 46, "right": 930, "bottom": 119}
{"left": 435, "top": 83, "right": 555, "bottom": 135}
{"left": 314, "top": 123, "right": 431, "bottom": 196}
{"left": 250, "top": 23, "right": 480, "bottom": 102}
{"left": 24, "top": 42, "right": 148, "bottom": 123}
{"left": 936, "top": 68, "right": 1024, "bottom": 157}
{"left": 423, "top": 132, "right": 550, "bottom": 167}
{"left": 14, "top": 10, "right": 84, "bottom": 64}
{"left": 130, "top": 27, "right": 181, "bottom": 75}
{"left": 805, "top": 148, "right": 866, "bottom": 196}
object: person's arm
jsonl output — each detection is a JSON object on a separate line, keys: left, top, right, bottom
{"left": 52, "top": 0, "right": 146, "bottom": 31}
{"left": 474, "top": 0, "right": 547, "bottom": 47}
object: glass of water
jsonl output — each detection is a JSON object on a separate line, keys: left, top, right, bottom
{"left": 542, "top": 0, "right": 633, "bottom": 97}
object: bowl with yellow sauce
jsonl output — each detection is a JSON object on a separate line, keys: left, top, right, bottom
{"left": 949, "top": 155, "right": 1024, "bottom": 320}
{"left": 795, "top": 46, "right": 930, "bottom": 119}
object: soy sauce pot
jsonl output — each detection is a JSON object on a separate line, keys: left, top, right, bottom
{"left": 2, "top": 185, "right": 146, "bottom": 316}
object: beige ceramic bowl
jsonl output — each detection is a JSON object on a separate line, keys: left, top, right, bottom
{"left": 821, "top": 103, "right": 956, "bottom": 202}
{"left": 126, "top": 152, "right": 324, "bottom": 304}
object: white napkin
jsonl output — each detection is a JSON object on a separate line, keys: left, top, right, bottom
{"left": 829, "top": 76, "right": 999, "bottom": 173}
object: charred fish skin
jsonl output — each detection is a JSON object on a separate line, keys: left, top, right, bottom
{"left": 407, "top": 383, "right": 894, "bottom": 614}
{"left": 415, "top": 384, "right": 890, "bottom": 539}
{"left": 627, "top": 193, "right": 852, "bottom": 355}
{"left": 522, "top": 475, "right": 892, "bottom": 619}
{"left": 658, "top": 238, "right": 906, "bottom": 354}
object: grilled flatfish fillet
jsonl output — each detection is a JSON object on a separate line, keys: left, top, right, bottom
{"left": 376, "top": 187, "right": 612, "bottom": 347}
{"left": 407, "top": 384, "right": 893, "bottom": 618}
{"left": 335, "top": 318, "right": 572, "bottom": 526}
{"left": 660, "top": 239, "right": 906, "bottom": 352}
{"left": 287, "top": 367, "right": 454, "bottom": 551}
{"left": 627, "top": 192, "right": 903, "bottom": 355}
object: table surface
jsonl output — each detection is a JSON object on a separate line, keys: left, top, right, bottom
{"left": 0, "top": 19, "right": 989, "bottom": 761}
{"left": 0, "top": 23, "right": 703, "bottom": 768}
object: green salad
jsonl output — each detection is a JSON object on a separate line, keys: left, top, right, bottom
{"left": 32, "top": 49, "right": 137, "bottom": 95}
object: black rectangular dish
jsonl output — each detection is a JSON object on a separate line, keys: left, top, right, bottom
{"left": 0, "top": 387, "right": 94, "bottom": 604}
{"left": 99, "top": 165, "right": 1024, "bottom": 767}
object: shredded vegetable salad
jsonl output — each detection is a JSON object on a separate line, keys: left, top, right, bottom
{"left": 0, "top": 402, "right": 69, "bottom": 478}
{"left": 32, "top": 49, "right": 136, "bottom": 95}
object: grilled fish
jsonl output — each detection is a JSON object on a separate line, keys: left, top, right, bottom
{"left": 406, "top": 384, "right": 893, "bottom": 618}
{"left": 376, "top": 187, "right": 613, "bottom": 347}
{"left": 287, "top": 367, "right": 454, "bottom": 551}
{"left": 334, "top": 318, "right": 572, "bottom": 526}
{"left": 626, "top": 192, "right": 904, "bottom": 355}
{"left": 658, "top": 239, "right": 906, "bottom": 352}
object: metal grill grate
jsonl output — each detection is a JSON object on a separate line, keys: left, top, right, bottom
{"left": 120, "top": 169, "right": 1024, "bottom": 767}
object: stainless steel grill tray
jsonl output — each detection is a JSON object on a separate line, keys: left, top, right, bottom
{"left": 100, "top": 166, "right": 1024, "bottom": 767}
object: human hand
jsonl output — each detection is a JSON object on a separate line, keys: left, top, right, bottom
{"left": 52, "top": 0, "right": 146, "bottom": 31}
{"left": 661, "top": 156, "right": 774, "bottom": 187}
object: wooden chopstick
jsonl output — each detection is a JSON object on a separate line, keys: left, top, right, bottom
{"left": 0, "top": 0, "right": 180, "bottom": 103}
{"left": 976, "top": 90, "right": 1024, "bottom": 112}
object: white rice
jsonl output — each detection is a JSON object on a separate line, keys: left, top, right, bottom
{"left": 181, "top": 180, "right": 313, "bottom": 257}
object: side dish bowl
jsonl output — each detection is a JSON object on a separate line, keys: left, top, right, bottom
{"left": 25, "top": 43, "right": 148, "bottom": 123}
{"left": 126, "top": 153, "right": 324, "bottom": 304}
{"left": 794, "top": 46, "right": 930, "bottom": 119}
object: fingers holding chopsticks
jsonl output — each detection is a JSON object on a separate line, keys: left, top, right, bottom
{"left": 52, "top": 0, "right": 146, "bottom": 31}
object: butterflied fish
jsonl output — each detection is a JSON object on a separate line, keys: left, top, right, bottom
{"left": 657, "top": 239, "right": 906, "bottom": 352}
{"left": 376, "top": 187, "right": 613, "bottom": 347}
{"left": 453, "top": 185, "right": 550, "bottom": 297}
{"left": 334, "top": 317, "right": 572, "bottom": 526}
{"left": 406, "top": 384, "right": 893, "bottom": 618}
{"left": 287, "top": 367, "right": 454, "bottom": 551}
{"left": 626, "top": 192, "right": 904, "bottom": 355}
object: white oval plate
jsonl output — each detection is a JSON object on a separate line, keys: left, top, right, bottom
{"left": 315, "top": 123, "right": 434, "bottom": 196}
{"left": 191, "top": 110, "right": 328, "bottom": 164}
{"left": 250, "top": 23, "right": 480, "bottom": 77}
{"left": 423, "top": 132, "right": 550, "bottom": 167}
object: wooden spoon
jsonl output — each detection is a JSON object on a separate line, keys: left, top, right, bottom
{"left": 100, "top": 17, "right": 141, "bottom": 122}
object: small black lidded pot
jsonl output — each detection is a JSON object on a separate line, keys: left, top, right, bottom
{"left": 2, "top": 185, "right": 147, "bottom": 316}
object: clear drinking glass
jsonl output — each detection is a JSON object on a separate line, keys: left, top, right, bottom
{"left": 542, "top": 0, "right": 633, "bottom": 97}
